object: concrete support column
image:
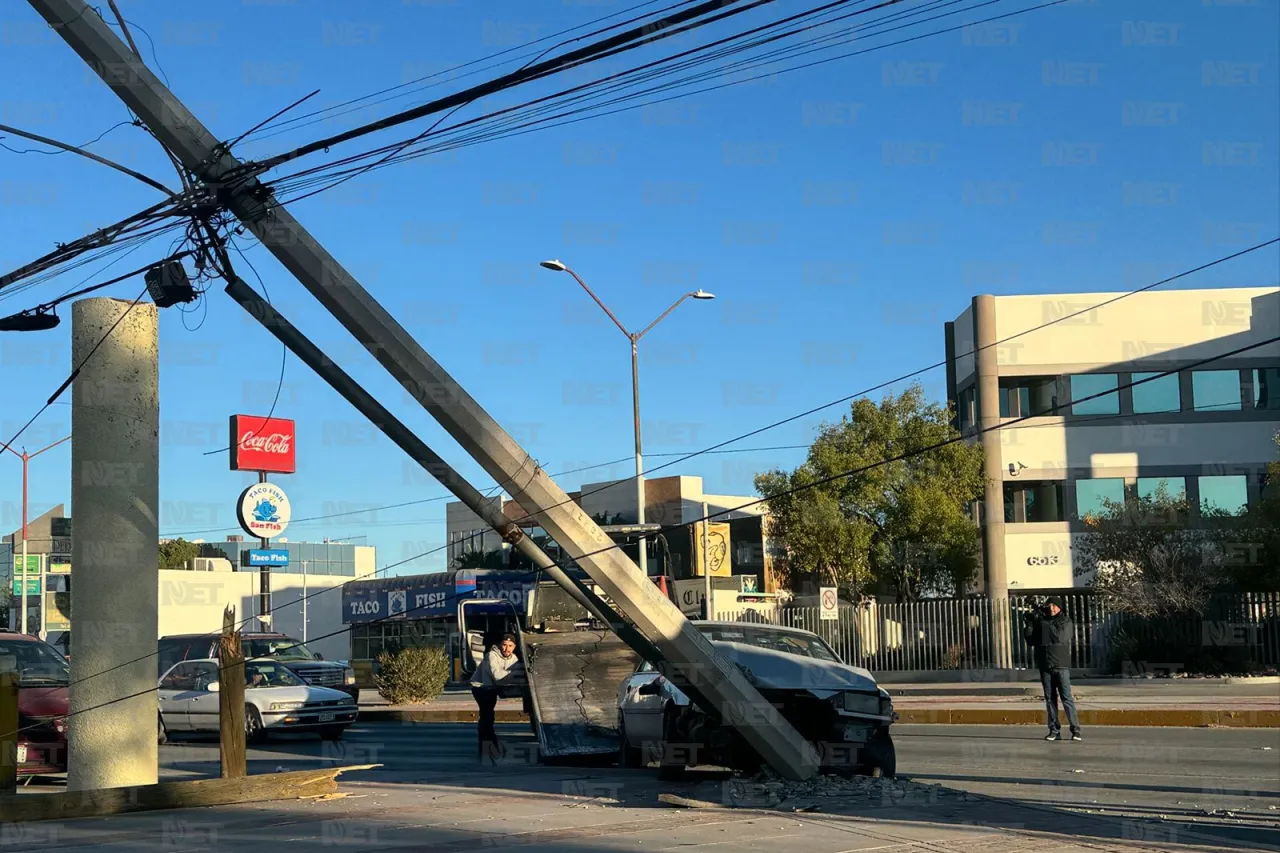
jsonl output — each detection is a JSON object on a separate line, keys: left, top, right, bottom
{"left": 972, "top": 295, "right": 1012, "bottom": 668}
{"left": 68, "top": 298, "right": 159, "bottom": 791}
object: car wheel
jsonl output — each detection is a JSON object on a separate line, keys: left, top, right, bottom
{"left": 319, "top": 726, "right": 345, "bottom": 742}
{"left": 863, "top": 728, "right": 896, "bottom": 778}
{"left": 158, "top": 715, "right": 167, "bottom": 745}
{"left": 617, "top": 716, "right": 643, "bottom": 769}
{"left": 245, "top": 705, "right": 266, "bottom": 744}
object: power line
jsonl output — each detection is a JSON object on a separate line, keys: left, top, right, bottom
{"left": 14, "top": 328, "right": 1278, "bottom": 741}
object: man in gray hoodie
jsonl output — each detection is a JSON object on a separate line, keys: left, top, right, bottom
{"left": 470, "top": 633, "right": 525, "bottom": 759}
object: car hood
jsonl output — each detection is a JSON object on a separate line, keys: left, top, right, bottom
{"left": 245, "top": 684, "right": 354, "bottom": 704}
{"left": 713, "top": 642, "right": 879, "bottom": 693}
{"left": 18, "top": 684, "right": 69, "bottom": 716}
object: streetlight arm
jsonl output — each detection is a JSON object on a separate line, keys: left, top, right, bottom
{"left": 636, "top": 292, "right": 697, "bottom": 340}
{"left": 29, "top": 435, "right": 72, "bottom": 459}
{"left": 562, "top": 266, "right": 631, "bottom": 338}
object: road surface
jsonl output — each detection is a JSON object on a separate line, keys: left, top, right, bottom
{"left": 16, "top": 723, "right": 1279, "bottom": 851}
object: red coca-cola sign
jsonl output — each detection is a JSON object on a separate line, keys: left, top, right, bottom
{"left": 229, "top": 415, "right": 296, "bottom": 474}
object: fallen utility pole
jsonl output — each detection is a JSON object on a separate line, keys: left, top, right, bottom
{"left": 223, "top": 275, "right": 665, "bottom": 668}
{"left": 32, "top": 0, "right": 819, "bottom": 780}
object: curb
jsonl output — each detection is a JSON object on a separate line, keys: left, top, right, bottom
{"left": 893, "top": 708, "right": 1280, "bottom": 727}
{"left": 360, "top": 708, "right": 1280, "bottom": 727}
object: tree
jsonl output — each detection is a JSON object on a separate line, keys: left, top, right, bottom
{"left": 158, "top": 538, "right": 201, "bottom": 571}
{"left": 1074, "top": 479, "right": 1280, "bottom": 617}
{"left": 755, "top": 384, "right": 985, "bottom": 600}
{"left": 451, "top": 548, "right": 507, "bottom": 570}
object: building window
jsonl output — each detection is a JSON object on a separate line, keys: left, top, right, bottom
{"left": 1137, "top": 476, "right": 1186, "bottom": 502}
{"left": 1199, "top": 475, "right": 1249, "bottom": 516}
{"left": 1254, "top": 368, "right": 1280, "bottom": 410}
{"left": 1131, "top": 372, "right": 1181, "bottom": 414}
{"left": 1191, "top": 370, "right": 1242, "bottom": 412}
{"left": 957, "top": 387, "right": 976, "bottom": 430}
{"left": 1075, "top": 478, "right": 1125, "bottom": 518}
{"left": 1003, "top": 482, "right": 1065, "bottom": 523}
{"left": 999, "top": 378, "right": 1058, "bottom": 418}
{"left": 1070, "top": 374, "right": 1119, "bottom": 415}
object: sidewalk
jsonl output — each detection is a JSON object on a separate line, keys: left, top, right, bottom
{"left": 356, "top": 678, "right": 1280, "bottom": 727}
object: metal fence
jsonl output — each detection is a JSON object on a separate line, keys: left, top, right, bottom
{"left": 714, "top": 591, "right": 1280, "bottom": 674}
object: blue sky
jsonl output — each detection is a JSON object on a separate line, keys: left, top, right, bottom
{"left": 2, "top": 0, "right": 1277, "bottom": 578}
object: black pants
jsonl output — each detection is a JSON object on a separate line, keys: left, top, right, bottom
{"left": 472, "top": 687, "right": 499, "bottom": 748}
{"left": 1041, "top": 668, "right": 1081, "bottom": 735}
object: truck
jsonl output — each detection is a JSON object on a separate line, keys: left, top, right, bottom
{"left": 457, "top": 578, "right": 897, "bottom": 776}
{"left": 457, "top": 578, "right": 642, "bottom": 758}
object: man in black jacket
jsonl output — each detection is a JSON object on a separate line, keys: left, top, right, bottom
{"left": 1023, "top": 596, "right": 1082, "bottom": 742}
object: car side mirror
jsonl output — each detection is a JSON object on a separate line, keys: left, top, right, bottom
{"left": 314, "top": 653, "right": 324, "bottom": 660}
{"left": 637, "top": 679, "right": 663, "bottom": 696}
{"left": 206, "top": 681, "right": 220, "bottom": 693}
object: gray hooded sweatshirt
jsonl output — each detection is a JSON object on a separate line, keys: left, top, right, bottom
{"left": 470, "top": 646, "right": 525, "bottom": 689}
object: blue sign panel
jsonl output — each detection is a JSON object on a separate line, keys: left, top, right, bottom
{"left": 247, "top": 549, "right": 290, "bottom": 567}
{"left": 341, "top": 571, "right": 537, "bottom": 624}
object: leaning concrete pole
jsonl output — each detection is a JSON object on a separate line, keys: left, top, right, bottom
{"left": 28, "top": 0, "right": 820, "bottom": 779}
{"left": 67, "top": 298, "right": 159, "bottom": 791}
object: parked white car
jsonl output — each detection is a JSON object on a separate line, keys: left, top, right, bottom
{"left": 157, "top": 658, "right": 358, "bottom": 743}
{"left": 616, "top": 621, "right": 896, "bottom": 778}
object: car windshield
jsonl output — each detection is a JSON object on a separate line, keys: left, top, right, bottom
{"left": 243, "top": 638, "right": 318, "bottom": 661}
{"left": 698, "top": 625, "right": 841, "bottom": 662}
{"left": 245, "top": 660, "right": 304, "bottom": 688}
{"left": 0, "top": 639, "right": 70, "bottom": 686}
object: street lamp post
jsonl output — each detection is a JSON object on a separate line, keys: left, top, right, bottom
{"left": 301, "top": 560, "right": 308, "bottom": 643}
{"left": 3, "top": 435, "right": 71, "bottom": 635}
{"left": 541, "top": 260, "right": 714, "bottom": 577}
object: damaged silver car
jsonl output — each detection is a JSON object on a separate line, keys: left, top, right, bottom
{"left": 617, "top": 621, "right": 897, "bottom": 779}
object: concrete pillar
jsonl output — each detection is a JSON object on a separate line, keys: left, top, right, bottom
{"left": 972, "top": 295, "right": 1012, "bottom": 668}
{"left": 68, "top": 298, "right": 159, "bottom": 791}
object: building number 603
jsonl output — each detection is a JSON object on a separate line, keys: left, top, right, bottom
{"left": 1026, "top": 555, "right": 1060, "bottom": 566}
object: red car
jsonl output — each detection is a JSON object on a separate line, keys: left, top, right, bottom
{"left": 0, "top": 633, "right": 69, "bottom": 777}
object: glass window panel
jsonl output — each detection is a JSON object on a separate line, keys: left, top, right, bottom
{"left": 1071, "top": 374, "right": 1120, "bottom": 415}
{"left": 999, "top": 387, "right": 1012, "bottom": 418}
{"left": 1076, "top": 478, "right": 1125, "bottom": 518}
{"left": 1199, "top": 475, "right": 1249, "bottom": 516}
{"left": 1025, "top": 483, "right": 1065, "bottom": 522}
{"left": 1192, "top": 370, "right": 1242, "bottom": 412}
{"left": 1137, "top": 476, "right": 1186, "bottom": 502}
{"left": 1018, "top": 386, "right": 1031, "bottom": 417}
{"left": 1132, "top": 372, "right": 1181, "bottom": 413}
{"left": 1254, "top": 368, "right": 1280, "bottom": 410}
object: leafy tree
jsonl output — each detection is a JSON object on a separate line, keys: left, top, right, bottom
{"left": 158, "top": 538, "right": 201, "bottom": 571}
{"left": 1074, "top": 478, "right": 1280, "bottom": 617}
{"left": 451, "top": 548, "right": 507, "bottom": 570}
{"left": 755, "top": 384, "right": 985, "bottom": 600}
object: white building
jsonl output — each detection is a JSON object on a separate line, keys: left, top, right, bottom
{"left": 946, "top": 287, "right": 1280, "bottom": 591}
{"left": 4, "top": 506, "right": 376, "bottom": 661}
{"left": 445, "top": 474, "right": 783, "bottom": 600}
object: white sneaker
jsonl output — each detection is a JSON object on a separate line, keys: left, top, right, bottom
{"left": 1070, "top": 733, "right": 1083, "bottom": 742}
{"left": 1045, "top": 732, "right": 1061, "bottom": 741}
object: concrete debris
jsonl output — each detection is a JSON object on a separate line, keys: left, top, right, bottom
{"left": 715, "top": 773, "right": 955, "bottom": 811}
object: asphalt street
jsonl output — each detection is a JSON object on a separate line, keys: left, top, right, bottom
{"left": 137, "top": 722, "right": 1280, "bottom": 848}
{"left": 17, "top": 723, "right": 1278, "bottom": 850}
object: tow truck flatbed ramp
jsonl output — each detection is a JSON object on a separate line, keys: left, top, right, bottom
{"left": 524, "top": 630, "right": 641, "bottom": 757}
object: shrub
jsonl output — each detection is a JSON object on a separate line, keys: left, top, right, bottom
{"left": 374, "top": 645, "right": 449, "bottom": 705}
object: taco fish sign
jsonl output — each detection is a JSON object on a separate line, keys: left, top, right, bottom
{"left": 229, "top": 415, "right": 296, "bottom": 474}
{"left": 237, "top": 482, "right": 292, "bottom": 540}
